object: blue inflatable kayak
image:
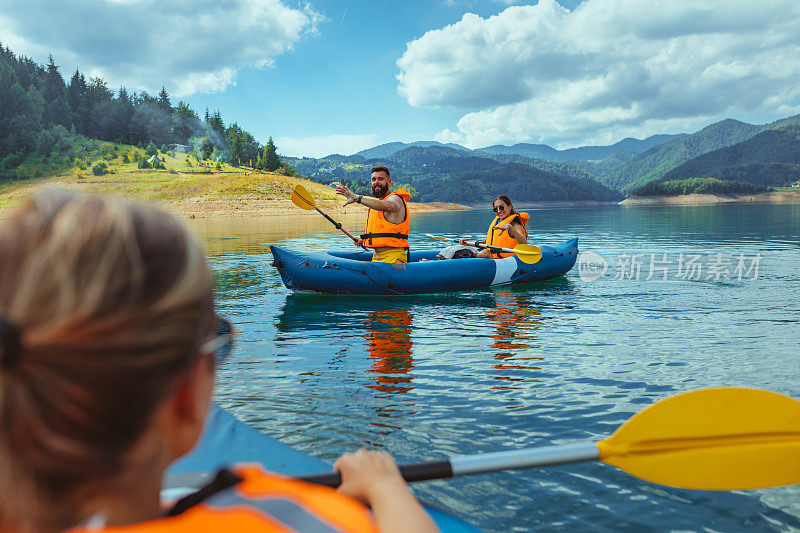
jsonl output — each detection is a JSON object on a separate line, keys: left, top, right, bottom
{"left": 270, "top": 238, "right": 578, "bottom": 295}
{"left": 167, "top": 404, "right": 480, "bottom": 532}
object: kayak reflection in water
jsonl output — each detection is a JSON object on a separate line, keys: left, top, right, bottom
{"left": 0, "top": 189, "right": 437, "bottom": 533}
{"left": 488, "top": 291, "right": 543, "bottom": 394}
{"left": 365, "top": 308, "right": 415, "bottom": 395}
{"left": 460, "top": 195, "right": 530, "bottom": 259}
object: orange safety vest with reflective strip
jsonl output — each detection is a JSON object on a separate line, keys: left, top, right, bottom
{"left": 361, "top": 189, "right": 410, "bottom": 249}
{"left": 485, "top": 212, "right": 530, "bottom": 258}
{"left": 72, "top": 466, "right": 378, "bottom": 533}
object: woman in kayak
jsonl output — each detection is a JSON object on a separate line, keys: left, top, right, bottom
{"left": 0, "top": 189, "right": 436, "bottom": 533}
{"left": 461, "top": 195, "right": 530, "bottom": 258}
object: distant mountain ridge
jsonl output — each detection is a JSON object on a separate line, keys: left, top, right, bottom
{"left": 352, "top": 134, "right": 681, "bottom": 163}
{"left": 477, "top": 134, "right": 682, "bottom": 162}
{"left": 599, "top": 115, "right": 800, "bottom": 193}
{"left": 355, "top": 141, "right": 469, "bottom": 159}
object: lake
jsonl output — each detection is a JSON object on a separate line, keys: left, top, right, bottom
{"left": 192, "top": 203, "right": 800, "bottom": 532}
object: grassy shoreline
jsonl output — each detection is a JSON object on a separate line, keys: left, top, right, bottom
{"left": 0, "top": 151, "right": 470, "bottom": 218}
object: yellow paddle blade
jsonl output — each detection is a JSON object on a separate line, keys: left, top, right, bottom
{"left": 597, "top": 388, "right": 800, "bottom": 490}
{"left": 512, "top": 244, "right": 542, "bottom": 264}
{"left": 291, "top": 184, "right": 316, "bottom": 210}
{"left": 425, "top": 233, "right": 449, "bottom": 241}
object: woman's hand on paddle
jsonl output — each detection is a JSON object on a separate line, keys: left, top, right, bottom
{"left": 334, "top": 449, "right": 438, "bottom": 533}
{"left": 334, "top": 449, "right": 406, "bottom": 504}
{"left": 332, "top": 182, "right": 358, "bottom": 206}
{"left": 458, "top": 237, "right": 467, "bottom": 245}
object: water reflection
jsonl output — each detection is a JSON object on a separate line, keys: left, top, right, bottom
{"left": 488, "top": 291, "right": 544, "bottom": 393}
{"left": 365, "top": 308, "right": 415, "bottom": 395}
{"left": 189, "top": 213, "right": 370, "bottom": 255}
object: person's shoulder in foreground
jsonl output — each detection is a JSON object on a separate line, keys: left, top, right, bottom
{"left": 0, "top": 188, "right": 437, "bottom": 533}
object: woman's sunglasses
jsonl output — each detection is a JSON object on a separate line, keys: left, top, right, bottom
{"left": 200, "top": 316, "right": 234, "bottom": 364}
{"left": 492, "top": 205, "right": 508, "bottom": 213}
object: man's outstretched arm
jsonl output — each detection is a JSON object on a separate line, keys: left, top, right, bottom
{"left": 332, "top": 182, "right": 402, "bottom": 213}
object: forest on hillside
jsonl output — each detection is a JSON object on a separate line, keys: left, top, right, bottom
{"left": 658, "top": 126, "right": 800, "bottom": 187}
{"left": 0, "top": 43, "right": 288, "bottom": 179}
{"left": 631, "top": 178, "right": 769, "bottom": 197}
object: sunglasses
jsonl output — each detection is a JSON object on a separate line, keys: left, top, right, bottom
{"left": 200, "top": 316, "right": 234, "bottom": 364}
{"left": 492, "top": 205, "right": 508, "bottom": 213}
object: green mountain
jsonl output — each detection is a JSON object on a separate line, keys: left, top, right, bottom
{"left": 288, "top": 145, "right": 622, "bottom": 203}
{"left": 479, "top": 152, "right": 603, "bottom": 182}
{"left": 659, "top": 126, "right": 800, "bottom": 187}
{"left": 600, "top": 115, "right": 800, "bottom": 194}
{"left": 431, "top": 163, "right": 623, "bottom": 204}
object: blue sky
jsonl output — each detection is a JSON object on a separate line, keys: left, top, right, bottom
{"left": 2, "top": 0, "right": 799, "bottom": 157}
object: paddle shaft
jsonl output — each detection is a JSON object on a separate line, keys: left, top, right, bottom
{"left": 298, "top": 443, "right": 600, "bottom": 487}
{"left": 437, "top": 236, "right": 533, "bottom": 256}
{"left": 315, "top": 206, "right": 365, "bottom": 248}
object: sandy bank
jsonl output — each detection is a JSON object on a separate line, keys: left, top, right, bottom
{"left": 163, "top": 196, "right": 471, "bottom": 219}
{"left": 620, "top": 190, "right": 800, "bottom": 206}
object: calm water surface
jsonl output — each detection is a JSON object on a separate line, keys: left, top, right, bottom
{"left": 191, "top": 204, "right": 800, "bottom": 532}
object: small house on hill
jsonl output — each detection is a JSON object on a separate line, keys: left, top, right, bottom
{"left": 168, "top": 143, "right": 188, "bottom": 153}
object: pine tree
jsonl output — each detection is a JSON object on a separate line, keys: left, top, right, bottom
{"left": 0, "top": 55, "right": 43, "bottom": 158}
{"left": 207, "top": 111, "right": 225, "bottom": 138}
{"left": 171, "top": 101, "right": 198, "bottom": 143}
{"left": 225, "top": 124, "right": 245, "bottom": 166}
{"left": 86, "top": 76, "right": 113, "bottom": 139}
{"left": 261, "top": 137, "right": 281, "bottom": 171}
{"left": 43, "top": 55, "right": 71, "bottom": 129}
{"left": 67, "top": 70, "right": 89, "bottom": 135}
{"left": 158, "top": 87, "right": 171, "bottom": 112}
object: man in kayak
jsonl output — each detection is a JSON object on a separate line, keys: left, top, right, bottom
{"left": 332, "top": 166, "right": 411, "bottom": 263}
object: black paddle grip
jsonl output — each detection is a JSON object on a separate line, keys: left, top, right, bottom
{"left": 298, "top": 460, "right": 453, "bottom": 487}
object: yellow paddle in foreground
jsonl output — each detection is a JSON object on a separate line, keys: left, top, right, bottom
{"left": 426, "top": 233, "right": 543, "bottom": 264}
{"left": 291, "top": 184, "right": 365, "bottom": 248}
{"left": 300, "top": 388, "right": 800, "bottom": 490}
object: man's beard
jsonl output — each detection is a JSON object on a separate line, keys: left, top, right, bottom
{"left": 372, "top": 183, "right": 389, "bottom": 198}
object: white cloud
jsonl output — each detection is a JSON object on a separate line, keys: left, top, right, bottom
{"left": 397, "top": 0, "right": 800, "bottom": 148}
{"left": 0, "top": 0, "right": 323, "bottom": 96}
{"left": 275, "top": 133, "right": 379, "bottom": 158}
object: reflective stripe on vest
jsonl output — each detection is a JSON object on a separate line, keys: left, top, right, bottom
{"left": 204, "top": 490, "right": 339, "bottom": 533}
{"left": 362, "top": 189, "right": 410, "bottom": 249}
{"left": 68, "top": 467, "right": 379, "bottom": 533}
{"left": 485, "top": 212, "right": 530, "bottom": 258}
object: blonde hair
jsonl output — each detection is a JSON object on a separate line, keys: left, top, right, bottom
{"left": 0, "top": 189, "right": 214, "bottom": 531}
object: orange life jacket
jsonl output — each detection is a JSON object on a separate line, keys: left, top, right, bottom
{"left": 485, "top": 212, "right": 530, "bottom": 258}
{"left": 361, "top": 189, "right": 410, "bottom": 249}
{"left": 73, "top": 465, "right": 378, "bottom": 533}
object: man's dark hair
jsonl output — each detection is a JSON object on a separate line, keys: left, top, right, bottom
{"left": 371, "top": 166, "right": 390, "bottom": 178}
